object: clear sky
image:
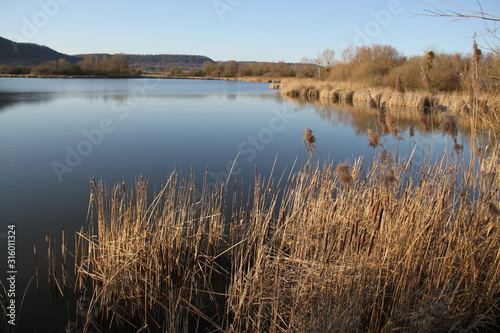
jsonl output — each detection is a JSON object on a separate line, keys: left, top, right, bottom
{"left": 0, "top": 0, "right": 498, "bottom": 62}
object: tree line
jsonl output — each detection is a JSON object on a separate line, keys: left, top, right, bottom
{"left": 325, "top": 43, "right": 498, "bottom": 92}
{"left": 200, "top": 60, "right": 315, "bottom": 78}
{"left": 0, "top": 54, "right": 139, "bottom": 77}
{"left": 1, "top": 43, "right": 498, "bottom": 93}
{"left": 200, "top": 43, "right": 498, "bottom": 93}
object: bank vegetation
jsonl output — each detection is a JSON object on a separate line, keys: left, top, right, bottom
{"left": 279, "top": 43, "right": 499, "bottom": 131}
{"left": 29, "top": 128, "right": 500, "bottom": 332}
{"left": 0, "top": 54, "right": 140, "bottom": 77}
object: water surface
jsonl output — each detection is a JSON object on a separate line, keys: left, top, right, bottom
{"left": 0, "top": 77, "right": 472, "bottom": 330}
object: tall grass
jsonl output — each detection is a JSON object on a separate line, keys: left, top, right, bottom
{"left": 65, "top": 142, "right": 500, "bottom": 331}
{"left": 279, "top": 41, "right": 500, "bottom": 131}
{"left": 75, "top": 174, "right": 228, "bottom": 332}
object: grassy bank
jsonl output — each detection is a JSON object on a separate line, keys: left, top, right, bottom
{"left": 37, "top": 140, "right": 500, "bottom": 332}
{"left": 279, "top": 78, "right": 500, "bottom": 130}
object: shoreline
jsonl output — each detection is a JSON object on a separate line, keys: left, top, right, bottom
{"left": 0, "top": 73, "right": 281, "bottom": 83}
{"left": 2, "top": 73, "right": 497, "bottom": 129}
{"left": 277, "top": 78, "right": 499, "bottom": 130}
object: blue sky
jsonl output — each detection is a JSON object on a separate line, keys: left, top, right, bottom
{"left": 0, "top": 0, "right": 498, "bottom": 62}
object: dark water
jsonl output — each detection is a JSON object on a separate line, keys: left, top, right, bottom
{"left": 0, "top": 77, "right": 471, "bottom": 331}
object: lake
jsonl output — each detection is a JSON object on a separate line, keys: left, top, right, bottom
{"left": 0, "top": 77, "right": 472, "bottom": 330}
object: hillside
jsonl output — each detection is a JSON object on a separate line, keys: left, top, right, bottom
{"left": 0, "top": 36, "right": 214, "bottom": 71}
{"left": 74, "top": 53, "right": 215, "bottom": 71}
{"left": 124, "top": 54, "right": 214, "bottom": 71}
{"left": 0, "top": 36, "right": 81, "bottom": 66}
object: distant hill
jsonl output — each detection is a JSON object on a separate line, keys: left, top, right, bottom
{"left": 74, "top": 54, "right": 215, "bottom": 71}
{"left": 0, "top": 36, "right": 215, "bottom": 71}
{"left": 0, "top": 36, "right": 81, "bottom": 66}
{"left": 124, "top": 54, "right": 215, "bottom": 71}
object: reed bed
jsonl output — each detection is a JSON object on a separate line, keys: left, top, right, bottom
{"left": 65, "top": 144, "right": 500, "bottom": 332}
{"left": 279, "top": 78, "right": 499, "bottom": 130}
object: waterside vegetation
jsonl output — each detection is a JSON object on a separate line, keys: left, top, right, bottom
{"left": 279, "top": 43, "right": 500, "bottom": 131}
{"left": 24, "top": 124, "right": 500, "bottom": 332}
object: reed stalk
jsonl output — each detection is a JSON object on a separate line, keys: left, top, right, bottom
{"left": 59, "top": 149, "right": 500, "bottom": 332}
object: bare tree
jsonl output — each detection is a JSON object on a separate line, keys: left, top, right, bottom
{"left": 417, "top": 0, "right": 500, "bottom": 54}
{"left": 318, "top": 48, "right": 335, "bottom": 67}
{"left": 301, "top": 49, "right": 335, "bottom": 79}
{"left": 419, "top": 0, "right": 499, "bottom": 22}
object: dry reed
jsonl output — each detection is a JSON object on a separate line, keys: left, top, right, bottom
{"left": 381, "top": 167, "right": 397, "bottom": 186}
{"left": 35, "top": 146, "right": 500, "bottom": 332}
{"left": 487, "top": 202, "right": 500, "bottom": 217}
{"left": 385, "top": 115, "right": 400, "bottom": 137}
{"left": 421, "top": 64, "right": 433, "bottom": 91}
{"left": 368, "top": 90, "right": 378, "bottom": 109}
{"left": 440, "top": 113, "right": 460, "bottom": 137}
{"left": 303, "top": 127, "right": 317, "bottom": 155}
{"left": 279, "top": 78, "right": 500, "bottom": 132}
{"left": 367, "top": 128, "right": 380, "bottom": 148}
{"left": 396, "top": 73, "right": 405, "bottom": 94}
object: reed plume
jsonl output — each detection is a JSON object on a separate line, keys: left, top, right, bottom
{"left": 304, "top": 127, "right": 317, "bottom": 154}
{"left": 335, "top": 164, "right": 353, "bottom": 186}
{"left": 368, "top": 90, "right": 378, "bottom": 109}
{"left": 381, "top": 167, "right": 397, "bottom": 186}
{"left": 453, "top": 138, "right": 463, "bottom": 153}
{"left": 379, "top": 149, "right": 392, "bottom": 164}
{"left": 367, "top": 129, "right": 380, "bottom": 148}
{"left": 487, "top": 202, "right": 500, "bottom": 217}
{"left": 440, "top": 113, "right": 460, "bottom": 137}
{"left": 472, "top": 39, "right": 482, "bottom": 78}
{"left": 378, "top": 102, "right": 390, "bottom": 135}
{"left": 385, "top": 115, "right": 400, "bottom": 137}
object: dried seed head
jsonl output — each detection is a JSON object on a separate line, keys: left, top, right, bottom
{"left": 339, "top": 171, "right": 353, "bottom": 186}
{"left": 453, "top": 138, "right": 463, "bottom": 153}
{"left": 381, "top": 168, "right": 397, "bottom": 186}
{"left": 385, "top": 115, "right": 399, "bottom": 137}
{"left": 335, "top": 164, "right": 350, "bottom": 175}
{"left": 472, "top": 40, "right": 482, "bottom": 63}
{"left": 304, "top": 127, "right": 317, "bottom": 154}
{"left": 380, "top": 150, "right": 392, "bottom": 164}
{"left": 487, "top": 202, "right": 500, "bottom": 217}
{"left": 335, "top": 164, "right": 353, "bottom": 186}
{"left": 379, "top": 101, "right": 388, "bottom": 114}
{"left": 367, "top": 129, "right": 380, "bottom": 148}
{"left": 440, "top": 113, "right": 460, "bottom": 137}
{"left": 368, "top": 90, "right": 378, "bottom": 109}
{"left": 409, "top": 126, "right": 415, "bottom": 137}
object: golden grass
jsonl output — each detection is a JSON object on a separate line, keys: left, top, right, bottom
{"left": 279, "top": 78, "right": 500, "bottom": 131}
{"left": 62, "top": 144, "right": 500, "bottom": 332}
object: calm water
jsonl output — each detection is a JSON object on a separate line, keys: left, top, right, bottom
{"left": 0, "top": 77, "right": 471, "bottom": 330}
